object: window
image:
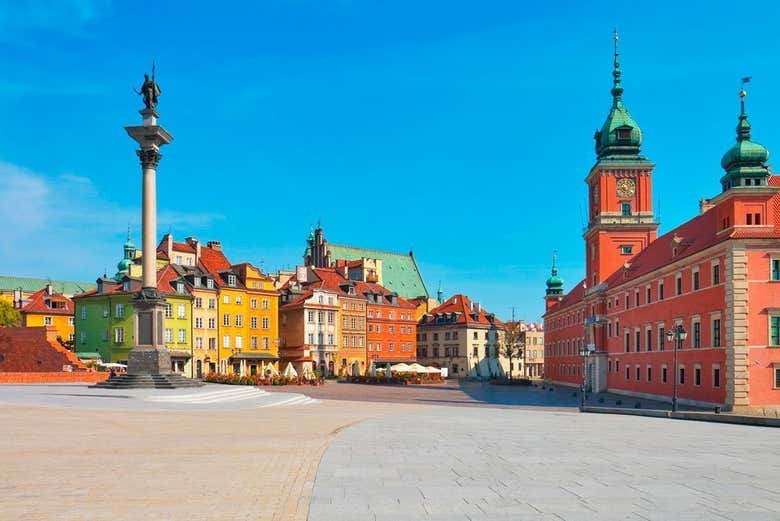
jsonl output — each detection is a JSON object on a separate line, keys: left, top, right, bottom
{"left": 772, "top": 259, "right": 780, "bottom": 281}
{"left": 164, "top": 328, "right": 173, "bottom": 342}
{"left": 307, "top": 310, "right": 314, "bottom": 323}
{"left": 251, "top": 336, "right": 258, "bottom": 349}
{"left": 625, "top": 332, "right": 630, "bottom": 353}
{"left": 693, "top": 320, "right": 701, "bottom": 348}
{"left": 195, "top": 317, "right": 203, "bottom": 329}
{"left": 176, "top": 282, "right": 184, "bottom": 294}
{"left": 250, "top": 299, "right": 257, "bottom": 309}
{"left": 635, "top": 366, "right": 640, "bottom": 381}
{"left": 80, "top": 331, "right": 86, "bottom": 344}
{"left": 223, "top": 314, "right": 230, "bottom": 327}
{"left": 178, "top": 329, "right": 186, "bottom": 343}
{"left": 625, "top": 367, "right": 630, "bottom": 380}
{"left": 635, "top": 330, "right": 641, "bottom": 352}
{"left": 177, "top": 304, "right": 186, "bottom": 319}
{"left": 317, "top": 311, "right": 324, "bottom": 323}
{"left": 227, "top": 274, "right": 236, "bottom": 287}
{"left": 620, "top": 245, "right": 634, "bottom": 255}
{"left": 712, "top": 264, "right": 720, "bottom": 285}
{"left": 659, "top": 326, "right": 665, "bottom": 351}
{"left": 68, "top": 316, "right": 74, "bottom": 326}
{"left": 771, "top": 316, "right": 780, "bottom": 346}
{"left": 80, "top": 306, "right": 86, "bottom": 320}
{"left": 250, "top": 317, "right": 258, "bottom": 329}
{"left": 235, "top": 315, "right": 243, "bottom": 327}
{"left": 223, "top": 295, "right": 230, "bottom": 304}
{"left": 308, "top": 333, "right": 314, "bottom": 344}
{"left": 43, "top": 316, "right": 53, "bottom": 325}
{"left": 713, "top": 318, "right": 721, "bottom": 347}
{"left": 194, "top": 298, "right": 202, "bottom": 309}
{"left": 659, "top": 282, "right": 665, "bottom": 300}
{"left": 235, "top": 336, "right": 242, "bottom": 349}
{"left": 262, "top": 317, "right": 269, "bottom": 329}
{"left": 208, "top": 298, "right": 216, "bottom": 309}
{"left": 235, "top": 296, "right": 242, "bottom": 305}
{"left": 713, "top": 365, "right": 721, "bottom": 388}
{"left": 262, "top": 299, "right": 269, "bottom": 310}
{"left": 747, "top": 213, "right": 753, "bottom": 225}
{"left": 208, "top": 337, "right": 216, "bottom": 350}
{"left": 646, "top": 287, "right": 651, "bottom": 304}
{"left": 646, "top": 329, "right": 652, "bottom": 352}
{"left": 693, "top": 270, "right": 700, "bottom": 290}
{"left": 676, "top": 275, "right": 682, "bottom": 296}
{"left": 263, "top": 337, "right": 269, "bottom": 349}
{"left": 621, "top": 202, "right": 631, "bottom": 216}
{"left": 679, "top": 366, "right": 685, "bottom": 385}
{"left": 775, "top": 367, "right": 780, "bottom": 389}
{"left": 114, "top": 327, "right": 124, "bottom": 343}
{"left": 647, "top": 366, "right": 652, "bottom": 382}
{"left": 617, "top": 128, "right": 631, "bottom": 140}
{"left": 694, "top": 365, "right": 701, "bottom": 386}
{"left": 662, "top": 365, "right": 668, "bottom": 383}
{"left": 206, "top": 279, "right": 214, "bottom": 289}
{"left": 208, "top": 318, "right": 216, "bottom": 329}
{"left": 116, "top": 304, "right": 124, "bottom": 318}
{"left": 103, "top": 306, "right": 110, "bottom": 318}
{"left": 328, "top": 312, "right": 334, "bottom": 324}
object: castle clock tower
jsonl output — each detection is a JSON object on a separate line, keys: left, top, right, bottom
{"left": 584, "top": 31, "right": 658, "bottom": 287}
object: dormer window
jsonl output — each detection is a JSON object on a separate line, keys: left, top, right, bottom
{"left": 176, "top": 282, "right": 184, "bottom": 294}
{"left": 617, "top": 128, "right": 632, "bottom": 141}
{"left": 227, "top": 274, "right": 236, "bottom": 287}
{"left": 123, "top": 281, "right": 130, "bottom": 291}
{"left": 206, "top": 279, "right": 214, "bottom": 289}
{"left": 620, "top": 245, "right": 634, "bottom": 255}
{"left": 194, "top": 277, "right": 201, "bottom": 287}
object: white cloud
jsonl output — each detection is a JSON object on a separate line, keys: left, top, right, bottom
{"left": 0, "top": 161, "right": 223, "bottom": 279}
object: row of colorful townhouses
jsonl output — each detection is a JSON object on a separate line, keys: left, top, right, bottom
{"left": 2, "top": 225, "right": 544, "bottom": 380}
{"left": 543, "top": 40, "right": 780, "bottom": 412}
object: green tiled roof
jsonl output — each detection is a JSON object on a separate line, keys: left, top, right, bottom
{"left": 0, "top": 276, "right": 95, "bottom": 296}
{"left": 327, "top": 244, "right": 429, "bottom": 299}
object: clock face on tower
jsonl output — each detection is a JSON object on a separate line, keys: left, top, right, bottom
{"left": 616, "top": 178, "right": 636, "bottom": 198}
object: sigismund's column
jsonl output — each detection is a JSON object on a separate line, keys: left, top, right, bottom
{"left": 125, "top": 71, "right": 173, "bottom": 376}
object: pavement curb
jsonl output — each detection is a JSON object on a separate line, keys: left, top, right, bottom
{"left": 580, "top": 406, "right": 780, "bottom": 428}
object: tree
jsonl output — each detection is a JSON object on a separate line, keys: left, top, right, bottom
{"left": 500, "top": 322, "right": 525, "bottom": 380}
{"left": 0, "top": 300, "right": 21, "bottom": 327}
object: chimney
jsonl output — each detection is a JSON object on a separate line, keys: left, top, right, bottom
{"left": 164, "top": 233, "right": 173, "bottom": 259}
{"left": 45, "top": 283, "right": 53, "bottom": 295}
{"left": 296, "top": 265, "right": 308, "bottom": 283}
{"left": 699, "top": 198, "right": 715, "bottom": 215}
{"left": 207, "top": 240, "right": 222, "bottom": 252}
{"left": 186, "top": 236, "right": 202, "bottom": 261}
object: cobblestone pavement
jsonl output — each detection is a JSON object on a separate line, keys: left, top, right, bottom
{"left": 310, "top": 406, "right": 780, "bottom": 521}
{"left": 0, "top": 398, "right": 411, "bottom": 521}
{"left": 266, "top": 379, "right": 700, "bottom": 411}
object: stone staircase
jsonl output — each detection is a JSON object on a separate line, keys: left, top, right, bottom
{"left": 91, "top": 373, "right": 204, "bottom": 389}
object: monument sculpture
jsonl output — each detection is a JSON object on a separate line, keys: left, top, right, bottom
{"left": 95, "top": 69, "right": 200, "bottom": 388}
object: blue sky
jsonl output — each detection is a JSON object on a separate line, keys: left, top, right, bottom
{"left": 1, "top": 1, "right": 779, "bottom": 322}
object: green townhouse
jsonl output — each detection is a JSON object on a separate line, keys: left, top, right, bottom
{"left": 73, "top": 264, "right": 194, "bottom": 374}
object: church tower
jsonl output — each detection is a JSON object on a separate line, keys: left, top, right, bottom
{"left": 584, "top": 31, "right": 658, "bottom": 287}
{"left": 544, "top": 252, "right": 564, "bottom": 311}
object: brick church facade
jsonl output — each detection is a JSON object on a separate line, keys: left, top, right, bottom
{"left": 543, "top": 35, "right": 780, "bottom": 412}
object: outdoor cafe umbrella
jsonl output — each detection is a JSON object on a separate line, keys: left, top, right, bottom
{"left": 390, "top": 363, "right": 411, "bottom": 373}
{"left": 408, "top": 363, "right": 427, "bottom": 373}
{"left": 283, "top": 362, "right": 298, "bottom": 379}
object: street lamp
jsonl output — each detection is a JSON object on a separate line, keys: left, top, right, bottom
{"left": 665, "top": 325, "right": 688, "bottom": 412}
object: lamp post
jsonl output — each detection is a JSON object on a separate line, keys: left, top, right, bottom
{"left": 665, "top": 325, "right": 688, "bottom": 412}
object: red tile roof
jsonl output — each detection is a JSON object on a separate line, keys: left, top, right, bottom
{"left": 171, "top": 241, "right": 196, "bottom": 254}
{"left": 199, "top": 245, "right": 232, "bottom": 285}
{"left": 0, "top": 327, "right": 86, "bottom": 371}
{"left": 20, "top": 287, "right": 74, "bottom": 315}
{"left": 424, "top": 294, "right": 503, "bottom": 326}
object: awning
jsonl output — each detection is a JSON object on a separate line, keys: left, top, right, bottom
{"left": 229, "top": 351, "right": 279, "bottom": 361}
{"left": 168, "top": 350, "right": 192, "bottom": 359}
{"left": 76, "top": 351, "right": 101, "bottom": 359}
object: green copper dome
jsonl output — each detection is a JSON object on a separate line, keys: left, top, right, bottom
{"left": 594, "top": 32, "right": 644, "bottom": 160}
{"left": 720, "top": 89, "right": 770, "bottom": 190}
{"left": 545, "top": 254, "right": 564, "bottom": 297}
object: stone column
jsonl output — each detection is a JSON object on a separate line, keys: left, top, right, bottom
{"left": 125, "top": 108, "right": 174, "bottom": 376}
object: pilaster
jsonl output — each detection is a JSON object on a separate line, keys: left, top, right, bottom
{"left": 724, "top": 243, "right": 750, "bottom": 410}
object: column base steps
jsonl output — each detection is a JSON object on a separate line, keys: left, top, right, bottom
{"left": 91, "top": 374, "right": 204, "bottom": 389}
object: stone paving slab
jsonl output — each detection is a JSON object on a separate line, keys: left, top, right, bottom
{"left": 309, "top": 406, "right": 780, "bottom": 521}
